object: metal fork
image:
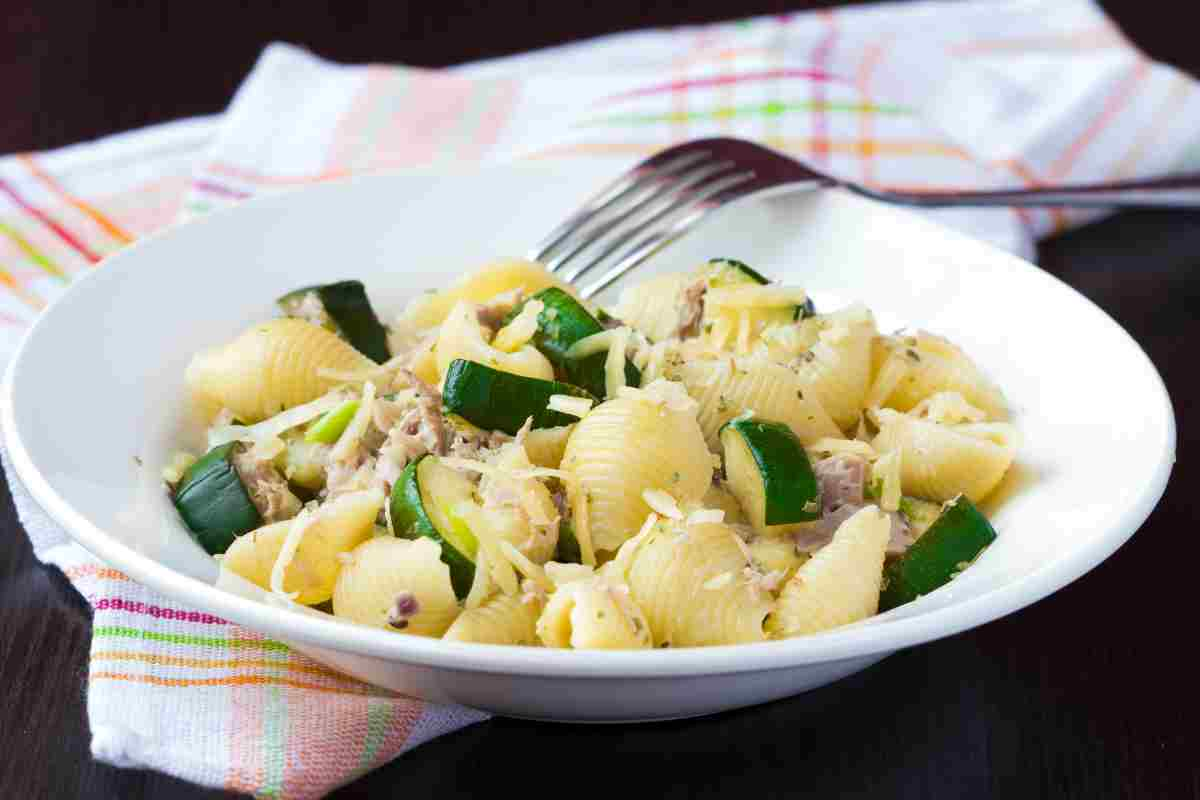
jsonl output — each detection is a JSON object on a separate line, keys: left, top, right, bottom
{"left": 530, "top": 136, "right": 1200, "bottom": 299}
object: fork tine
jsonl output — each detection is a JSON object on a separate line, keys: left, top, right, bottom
{"left": 545, "top": 159, "right": 739, "bottom": 274}
{"left": 564, "top": 169, "right": 756, "bottom": 286}
{"left": 528, "top": 149, "right": 712, "bottom": 265}
{"left": 578, "top": 173, "right": 774, "bottom": 300}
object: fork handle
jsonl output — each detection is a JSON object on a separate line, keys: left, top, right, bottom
{"left": 854, "top": 172, "right": 1200, "bottom": 209}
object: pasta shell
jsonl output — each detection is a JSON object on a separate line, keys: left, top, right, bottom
{"left": 221, "top": 488, "right": 383, "bottom": 605}
{"left": 609, "top": 271, "right": 690, "bottom": 342}
{"left": 536, "top": 576, "right": 652, "bottom": 650}
{"left": 767, "top": 505, "right": 889, "bottom": 637}
{"left": 332, "top": 536, "right": 460, "bottom": 637}
{"left": 186, "top": 318, "right": 374, "bottom": 423}
{"left": 561, "top": 387, "right": 711, "bottom": 552}
{"left": 444, "top": 592, "right": 542, "bottom": 645}
{"left": 871, "top": 409, "right": 1018, "bottom": 503}
{"left": 670, "top": 355, "right": 841, "bottom": 450}
{"left": 791, "top": 305, "right": 876, "bottom": 430}
{"left": 402, "top": 258, "right": 571, "bottom": 329}
{"left": 874, "top": 332, "right": 1007, "bottom": 420}
{"left": 616, "top": 520, "right": 775, "bottom": 647}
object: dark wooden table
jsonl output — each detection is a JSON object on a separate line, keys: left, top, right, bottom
{"left": 1, "top": 3, "right": 1196, "bottom": 798}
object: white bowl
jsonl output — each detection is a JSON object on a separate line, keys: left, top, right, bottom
{"left": 2, "top": 161, "right": 1174, "bottom": 722}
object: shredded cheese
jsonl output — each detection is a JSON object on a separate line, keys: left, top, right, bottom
{"left": 464, "top": 547, "right": 491, "bottom": 610}
{"left": 491, "top": 299, "right": 544, "bottom": 352}
{"left": 706, "top": 285, "right": 808, "bottom": 309}
{"left": 637, "top": 378, "right": 698, "bottom": 413}
{"left": 545, "top": 562, "right": 595, "bottom": 587}
{"left": 565, "top": 329, "right": 616, "bottom": 360}
{"left": 498, "top": 540, "right": 554, "bottom": 592}
{"left": 736, "top": 309, "right": 752, "bottom": 354}
{"left": 547, "top": 394, "right": 594, "bottom": 418}
{"left": 330, "top": 381, "right": 376, "bottom": 461}
{"left": 604, "top": 326, "right": 631, "bottom": 398}
{"left": 808, "top": 437, "right": 878, "bottom": 461}
{"left": 874, "top": 450, "right": 902, "bottom": 512}
{"left": 686, "top": 508, "right": 725, "bottom": 526}
{"left": 702, "top": 571, "right": 734, "bottom": 590}
{"left": 316, "top": 352, "right": 410, "bottom": 384}
{"left": 642, "top": 488, "right": 684, "bottom": 520}
{"left": 269, "top": 508, "right": 318, "bottom": 600}
{"left": 208, "top": 392, "right": 346, "bottom": 450}
{"left": 563, "top": 472, "right": 595, "bottom": 566}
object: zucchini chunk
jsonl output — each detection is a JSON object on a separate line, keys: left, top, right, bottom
{"left": 442, "top": 358, "right": 596, "bottom": 436}
{"left": 721, "top": 417, "right": 821, "bottom": 535}
{"left": 704, "top": 258, "right": 816, "bottom": 321}
{"left": 554, "top": 520, "right": 582, "bottom": 564}
{"left": 704, "top": 258, "right": 771, "bottom": 287}
{"left": 879, "top": 495, "right": 997, "bottom": 611}
{"left": 390, "top": 455, "right": 479, "bottom": 598}
{"left": 278, "top": 280, "right": 390, "bottom": 363}
{"left": 171, "top": 442, "right": 262, "bottom": 555}
{"left": 505, "top": 287, "right": 640, "bottom": 398}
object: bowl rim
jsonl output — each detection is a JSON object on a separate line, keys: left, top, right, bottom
{"left": 2, "top": 165, "right": 1176, "bottom": 679}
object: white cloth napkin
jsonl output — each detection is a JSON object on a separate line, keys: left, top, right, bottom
{"left": 2, "top": 1, "right": 1198, "bottom": 797}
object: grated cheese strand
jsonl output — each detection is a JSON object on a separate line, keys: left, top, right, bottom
{"left": 497, "top": 540, "right": 554, "bottom": 592}
{"left": 706, "top": 285, "right": 808, "bottom": 309}
{"left": 547, "top": 394, "right": 594, "bottom": 418}
{"left": 642, "top": 488, "right": 684, "bottom": 520}
{"left": 269, "top": 508, "right": 318, "bottom": 600}
{"left": 604, "top": 326, "right": 632, "bottom": 399}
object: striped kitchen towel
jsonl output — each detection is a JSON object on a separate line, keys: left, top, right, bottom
{"left": 3, "top": 1, "right": 1199, "bottom": 797}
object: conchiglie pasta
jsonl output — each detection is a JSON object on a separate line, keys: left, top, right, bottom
{"left": 767, "top": 505, "right": 889, "bottom": 638}
{"left": 670, "top": 355, "right": 841, "bottom": 450}
{"left": 790, "top": 305, "right": 877, "bottom": 430}
{"left": 616, "top": 519, "right": 775, "bottom": 647}
{"left": 221, "top": 488, "right": 383, "bottom": 605}
{"left": 536, "top": 576, "right": 652, "bottom": 650}
{"left": 561, "top": 383, "right": 711, "bottom": 552}
{"left": 435, "top": 301, "right": 554, "bottom": 382}
{"left": 186, "top": 319, "right": 375, "bottom": 423}
{"left": 402, "top": 258, "right": 571, "bottom": 329}
{"left": 609, "top": 271, "right": 690, "bottom": 342}
{"left": 871, "top": 332, "right": 1007, "bottom": 420}
{"left": 444, "top": 592, "right": 542, "bottom": 645}
{"left": 871, "top": 409, "right": 1018, "bottom": 503}
{"left": 333, "top": 536, "right": 460, "bottom": 636}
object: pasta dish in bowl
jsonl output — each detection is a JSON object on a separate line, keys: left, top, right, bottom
{"left": 171, "top": 256, "right": 1017, "bottom": 650}
{"left": 2, "top": 163, "right": 1170, "bottom": 719}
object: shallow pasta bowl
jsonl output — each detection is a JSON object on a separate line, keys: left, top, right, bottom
{"left": 2, "top": 160, "right": 1174, "bottom": 721}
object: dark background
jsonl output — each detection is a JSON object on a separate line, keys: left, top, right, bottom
{"left": 1, "top": 2, "right": 1196, "bottom": 799}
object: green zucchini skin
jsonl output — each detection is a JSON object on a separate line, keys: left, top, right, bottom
{"left": 171, "top": 442, "right": 262, "bottom": 555}
{"left": 278, "top": 280, "right": 390, "bottom": 363}
{"left": 507, "top": 288, "right": 639, "bottom": 398}
{"left": 879, "top": 495, "right": 997, "bottom": 611}
{"left": 554, "top": 520, "right": 582, "bottom": 564}
{"left": 389, "top": 456, "right": 476, "bottom": 598}
{"left": 722, "top": 418, "right": 821, "bottom": 525}
{"left": 794, "top": 297, "right": 817, "bottom": 320}
{"left": 442, "top": 358, "right": 596, "bottom": 436}
{"left": 705, "top": 258, "right": 771, "bottom": 286}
